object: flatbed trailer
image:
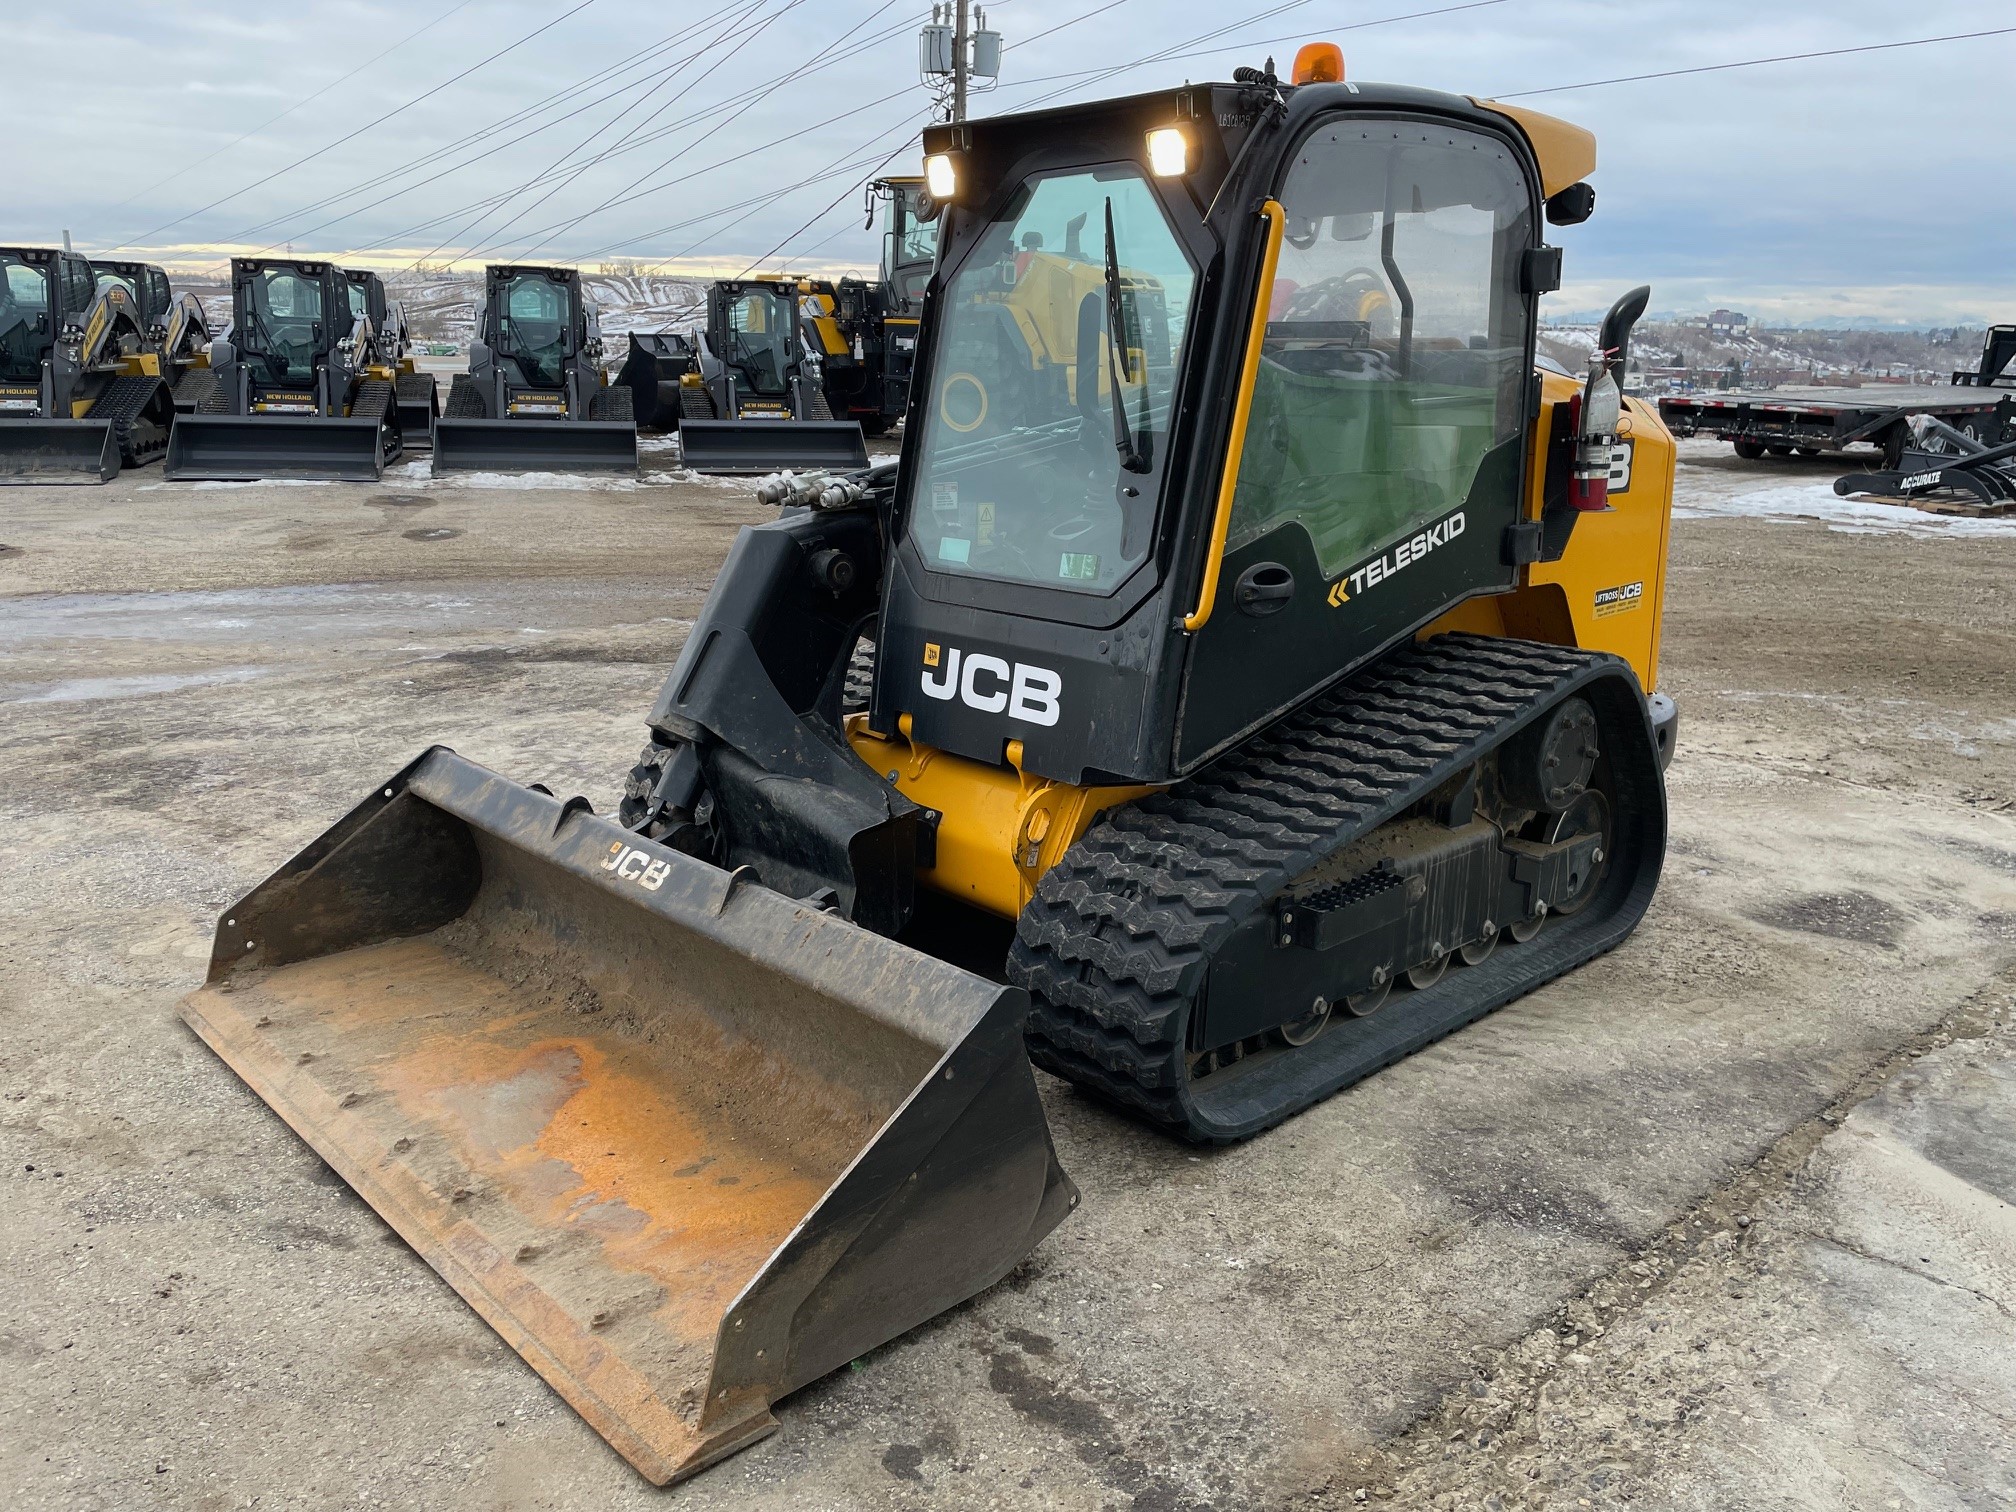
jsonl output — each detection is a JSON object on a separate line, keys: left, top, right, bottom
{"left": 1658, "top": 384, "right": 2015, "bottom": 465}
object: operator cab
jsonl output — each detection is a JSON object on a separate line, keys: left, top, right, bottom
{"left": 871, "top": 71, "right": 1582, "bottom": 784}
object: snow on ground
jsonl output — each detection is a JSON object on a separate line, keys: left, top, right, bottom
{"left": 1675, "top": 480, "right": 2016, "bottom": 537}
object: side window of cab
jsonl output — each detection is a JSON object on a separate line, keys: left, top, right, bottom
{"left": 1225, "top": 121, "right": 1533, "bottom": 576}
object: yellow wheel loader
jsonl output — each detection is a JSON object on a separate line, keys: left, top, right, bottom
{"left": 183, "top": 50, "right": 1678, "bottom": 1486}
{"left": 802, "top": 175, "right": 938, "bottom": 436}
{"left": 0, "top": 246, "right": 175, "bottom": 484}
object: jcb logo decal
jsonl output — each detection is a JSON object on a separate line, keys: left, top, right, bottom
{"left": 600, "top": 841, "right": 671, "bottom": 892}
{"left": 921, "top": 643, "right": 1062, "bottom": 727}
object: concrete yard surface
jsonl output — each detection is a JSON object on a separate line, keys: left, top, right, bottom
{"left": 3, "top": 439, "right": 2015, "bottom": 1510}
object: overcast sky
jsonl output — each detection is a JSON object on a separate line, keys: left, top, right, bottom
{"left": 12, "top": 0, "right": 2012, "bottom": 323}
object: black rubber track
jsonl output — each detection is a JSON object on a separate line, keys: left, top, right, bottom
{"left": 349, "top": 379, "right": 401, "bottom": 464}
{"left": 589, "top": 384, "right": 634, "bottom": 423}
{"left": 443, "top": 373, "right": 485, "bottom": 419}
{"left": 1008, "top": 633, "right": 1668, "bottom": 1143}
{"left": 93, "top": 375, "right": 174, "bottom": 466}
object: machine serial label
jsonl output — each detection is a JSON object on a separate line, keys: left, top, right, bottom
{"left": 1593, "top": 580, "right": 1645, "bottom": 618}
{"left": 920, "top": 642, "right": 1062, "bottom": 726}
{"left": 600, "top": 841, "right": 671, "bottom": 891}
{"left": 1332, "top": 510, "right": 1467, "bottom": 604}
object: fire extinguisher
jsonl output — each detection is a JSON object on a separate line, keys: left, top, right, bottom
{"left": 1569, "top": 346, "right": 1621, "bottom": 511}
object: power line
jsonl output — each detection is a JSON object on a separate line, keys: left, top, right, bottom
{"left": 430, "top": 0, "right": 793, "bottom": 270}
{"left": 104, "top": 0, "right": 479, "bottom": 218}
{"left": 313, "top": 8, "right": 924, "bottom": 267}
{"left": 1002, "top": 0, "right": 1505, "bottom": 103}
{"left": 502, "top": 0, "right": 908, "bottom": 266}
{"left": 733, "top": 125, "right": 926, "bottom": 276}
{"left": 1495, "top": 24, "right": 2016, "bottom": 98}
{"left": 110, "top": 0, "right": 601, "bottom": 254}
{"left": 223, "top": 5, "right": 753, "bottom": 251}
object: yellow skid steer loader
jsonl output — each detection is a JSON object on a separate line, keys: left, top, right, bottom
{"left": 185, "top": 50, "right": 1678, "bottom": 1486}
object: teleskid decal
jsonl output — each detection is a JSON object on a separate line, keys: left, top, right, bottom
{"left": 1328, "top": 510, "right": 1467, "bottom": 607}
{"left": 920, "top": 642, "right": 1063, "bottom": 726}
{"left": 601, "top": 841, "right": 671, "bottom": 892}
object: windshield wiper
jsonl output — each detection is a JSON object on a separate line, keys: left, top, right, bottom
{"left": 1102, "top": 199, "right": 1152, "bottom": 474}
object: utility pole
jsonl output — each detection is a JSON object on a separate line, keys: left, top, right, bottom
{"left": 921, "top": 4, "right": 998, "bottom": 123}
{"left": 950, "top": 0, "right": 970, "bottom": 122}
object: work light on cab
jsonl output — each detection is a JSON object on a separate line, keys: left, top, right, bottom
{"left": 1145, "top": 126, "right": 1189, "bottom": 177}
{"left": 1292, "top": 41, "right": 1345, "bottom": 84}
{"left": 925, "top": 152, "right": 959, "bottom": 201}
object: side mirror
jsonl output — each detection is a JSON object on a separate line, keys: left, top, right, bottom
{"left": 1545, "top": 183, "right": 1596, "bottom": 227}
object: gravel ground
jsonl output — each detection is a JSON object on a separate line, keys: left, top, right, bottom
{"left": 1, "top": 438, "right": 2013, "bottom": 1510}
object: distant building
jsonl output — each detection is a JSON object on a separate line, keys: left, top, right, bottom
{"left": 1707, "top": 308, "right": 1750, "bottom": 338}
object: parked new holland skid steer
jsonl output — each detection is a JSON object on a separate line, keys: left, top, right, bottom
{"left": 0, "top": 245, "right": 175, "bottom": 484}
{"left": 165, "top": 257, "right": 403, "bottom": 482}
{"left": 432, "top": 264, "right": 636, "bottom": 475}
{"left": 344, "top": 268, "right": 439, "bottom": 445}
{"left": 183, "top": 50, "right": 1679, "bottom": 1487}
{"left": 88, "top": 258, "right": 216, "bottom": 413}
{"left": 676, "top": 277, "right": 869, "bottom": 474}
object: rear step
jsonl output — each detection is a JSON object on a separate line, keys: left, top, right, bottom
{"left": 431, "top": 418, "right": 638, "bottom": 476}
{"left": 678, "top": 419, "right": 869, "bottom": 475}
{"left": 180, "top": 748, "right": 1073, "bottom": 1484}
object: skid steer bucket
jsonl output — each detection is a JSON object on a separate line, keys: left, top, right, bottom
{"left": 678, "top": 419, "right": 870, "bottom": 475}
{"left": 164, "top": 415, "right": 389, "bottom": 482}
{"left": 431, "top": 418, "right": 638, "bottom": 476}
{"left": 616, "top": 333, "right": 693, "bottom": 432}
{"left": 0, "top": 419, "right": 120, "bottom": 484}
{"left": 179, "top": 748, "right": 1073, "bottom": 1485}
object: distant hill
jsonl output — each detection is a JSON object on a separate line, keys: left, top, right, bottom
{"left": 1540, "top": 321, "right": 1994, "bottom": 393}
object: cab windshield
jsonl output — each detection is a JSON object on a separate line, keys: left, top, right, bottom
{"left": 244, "top": 269, "right": 325, "bottom": 383}
{"left": 500, "top": 274, "right": 569, "bottom": 387}
{"left": 907, "top": 165, "right": 1196, "bottom": 596}
{"left": 723, "top": 287, "right": 795, "bottom": 396}
{"left": 1, "top": 255, "right": 53, "bottom": 381}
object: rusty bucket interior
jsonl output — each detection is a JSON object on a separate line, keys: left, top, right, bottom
{"left": 181, "top": 748, "right": 1074, "bottom": 1484}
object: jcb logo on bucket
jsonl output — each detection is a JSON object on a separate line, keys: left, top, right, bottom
{"left": 601, "top": 841, "right": 672, "bottom": 892}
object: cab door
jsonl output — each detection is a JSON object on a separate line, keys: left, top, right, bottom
{"left": 1175, "top": 118, "right": 1539, "bottom": 769}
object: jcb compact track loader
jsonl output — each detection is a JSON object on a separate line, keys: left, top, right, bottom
{"left": 0, "top": 245, "right": 175, "bottom": 484}
{"left": 344, "top": 268, "right": 439, "bottom": 445}
{"left": 88, "top": 258, "right": 215, "bottom": 413}
{"left": 433, "top": 264, "right": 636, "bottom": 476}
{"left": 184, "top": 52, "right": 1678, "bottom": 1486}
{"left": 804, "top": 175, "right": 937, "bottom": 437}
{"left": 165, "top": 257, "right": 404, "bottom": 482}
{"left": 676, "top": 277, "right": 869, "bottom": 474}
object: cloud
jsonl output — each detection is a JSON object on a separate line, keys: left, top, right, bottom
{"left": 12, "top": 0, "right": 2012, "bottom": 324}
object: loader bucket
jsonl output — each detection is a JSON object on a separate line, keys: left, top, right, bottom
{"left": 179, "top": 748, "right": 1073, "bottom": 1486}
{"left": 164, "top": 414, "right": 389, "bottom": 482}
{"left": 616, "top": 333, "right": 694, "bottom": 432}
{"left": 678, "top": 419, "right": 870, "bottom": 475}
{"left": 431, "top": 418, "right": 639, "bottom": 476}
{"left": 0, "top": 419, "right": 120, "bottom": 484}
